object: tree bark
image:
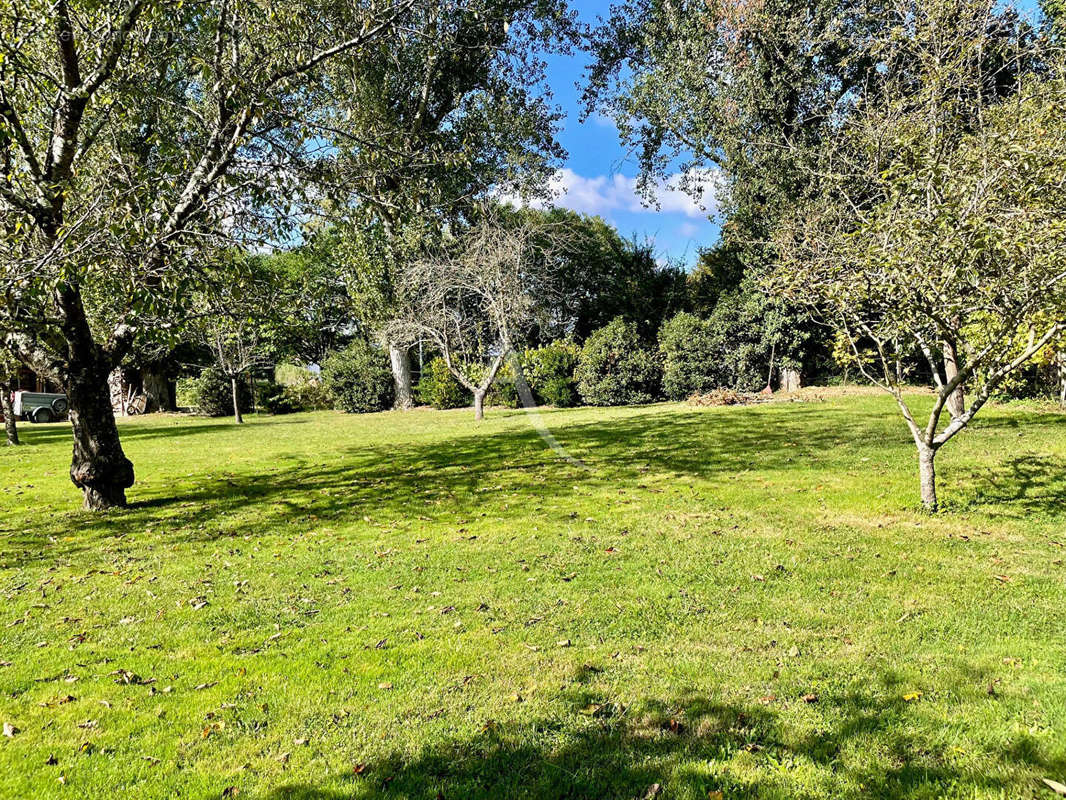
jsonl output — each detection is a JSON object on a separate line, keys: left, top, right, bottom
{"left": 68, "top": 366, "right": 135, "bottom": 510}
{"left": 473, "top": 388, "right": 485, "bottom": 421}
{"left": 918, "top": 445, "right": 938, "bottom": 512}
{"left": 142, "top": 369, "right": 174, "bottom": 412}
{"left": 779, "top": 367, "right": 802, "bottom": 393}
{"left": 389, "top": 342, "right": 414, "bottom": 409}
{"left": 0, "top": 383, "right": 19, "bottom": 446}
{"left": 231, "top": 377, "right": 244, "bottom": 424}
{"left": 944, "top": 340, "right": 965, "bottom": 418}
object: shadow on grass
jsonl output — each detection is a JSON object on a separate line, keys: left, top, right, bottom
{"left": 4, "top": 405, "right": 886, "bottom": 566}
{"left": 953, "top": 454, "right": 1066, "bottom": 518}
{"left": 9, "top": 403, "right": 1066, "bottom": 567}
{"left": 11, "top": 415, "right": 305, "bottom": 447}
{"left": 261, "top": 681, "right": 1064, "bottom": 799}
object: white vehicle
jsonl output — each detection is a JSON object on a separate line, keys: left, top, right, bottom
{"left": 12, "top": 391, "right": 69, "bottom": 423}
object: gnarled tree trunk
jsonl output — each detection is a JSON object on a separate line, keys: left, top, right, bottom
{"left": 389, "top": 342, "right": 414, "bottom": 409}
{"left": 1, "top": 383, "right": 19, "bottom": 446}
{"left": 68, "top": 364, "right": 135, "bottom": 510}
{"left": 473, "top": 388, "right": 486, "bottom": 421}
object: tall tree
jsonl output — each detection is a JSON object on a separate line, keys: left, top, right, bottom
{"left": 585, "top": 0, "right": 883, "bottom": 377}
{"left": 0, "top": 0, "right": 412, "bottom": 507}
{"left": 321, "top": 0, "right": 575, "bottom": 406}
{"left": 0, "top": 352, "right": 19, "bottom": 446}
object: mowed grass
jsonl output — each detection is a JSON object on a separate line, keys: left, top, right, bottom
{"left": 1, "top": 390, "right": 1065, "bottom": 800}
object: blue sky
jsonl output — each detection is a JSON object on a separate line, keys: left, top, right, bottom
{"left": 531, "top": 0, "right": 721, "bottom": 266}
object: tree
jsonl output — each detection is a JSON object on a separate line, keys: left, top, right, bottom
{"left": 321, "top": 0, "right": 574, "bottom": 406}
{"left": 511, "top": 208, "right": 689, "bottom": 342}
{"left": 385, "top": 213, "right": 565, "bottom": 420}
{"left": 585, "top": 0, "right": 883, "bottom": 380}
{"left": 191, "top": 257, "right": 285, "bottom": 424}
{"left": 772, "top": 0, "right": 1066, "bottom": 510}
{"left": 0, "top": 0, "right": 413, "bottom": 508}
{"left": 0, "top": 352, "right": 19, "bottom": 446}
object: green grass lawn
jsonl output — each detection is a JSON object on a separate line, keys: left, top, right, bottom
{"left": 1, "top": 391, "right": 1065, "bottom": 799}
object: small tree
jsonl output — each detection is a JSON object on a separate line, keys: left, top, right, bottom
{"left": 321, "top": 342, "right": 394, "bottom": 413}
{"left": 191, "top": 259, "right": 281, "bottom": 424}
{"left": 773, "top": 5, "right": 1066, "bottom": 509}
{"left": 385, "top": 215, "right": 564, "bottom": 420}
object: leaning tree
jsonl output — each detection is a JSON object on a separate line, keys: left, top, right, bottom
{"left": 772, "top": 0, "right": 1066, "bottom": 509}
{"left": 0, "top": 0, "right": 413, "bottom": 508}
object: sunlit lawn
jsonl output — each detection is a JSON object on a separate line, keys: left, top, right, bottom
{"left": 1, "top": 390, "right": 1064, "bottom": 799}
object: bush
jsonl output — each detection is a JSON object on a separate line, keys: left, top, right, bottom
{"left": 658, "top": 312, "right": 728, "bottom": 400}
{"left": 575, "top": 318, "right": 661, "bottom": 406}
{"left": 321, "top": 342, "right": 394, "bottom": 413}
{"left": 193, "top": 366, "right": 252, "bottom": 417}
{"left": 417, "top": 357, "right": 470, "bottom": 409}
{"left": 258, "top": 377, "right": 332, "bottom": 414}
{"left": 486, "top": 361, "right": 522, "bottom": 409}
{"left": 522, "top": 340, "right": 580, "bottom": 407}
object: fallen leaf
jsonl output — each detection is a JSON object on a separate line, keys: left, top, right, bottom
{"left": 903, "top": 691, "right": 922, "bottom": 702}
{"left": 378, "top": 682, "right": 393, "bottom": 690}
{"left": 801, "top": 693, "right": 818, "bottom": 703}
{"left": 643, "top": 784, "right": 662, "bottom": 798}
{"left": 3, "top": 722, "right": 18, "bottom": 738}
{"left": 557, "top": 639, "right": 571, "bottom": 648}
{"left": 353, "top": 763, "right": 368, "bottom": 775}
{"left": 1043, "top": 778, "right": 1066, "bottom": 797}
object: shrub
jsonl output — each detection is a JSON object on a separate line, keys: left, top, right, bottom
{"left": 522, "top": 340, "right": 581, "bottom": 407}
{"left": 486, "top": 361, "right": 521, "bottom": 409}
{"left": 258, "top": 377, "right": 332, "bottom": 414}
{"left": 658, "top": 312, "right": 728, "bottom": 400}
{"left": 417, "top": 357, "right": 470, "bottom": 409}
{"left": 193, "top": 366, "right": 252, "bottom": 417}
{"left": 321, "top": 342, "right": 394, "bottom": 413}
{"left": 575, "top": 318, "right": 661, "bottom": 406}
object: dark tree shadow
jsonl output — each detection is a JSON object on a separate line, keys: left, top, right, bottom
{"left": 3, "top": 405, "right": 889, "bottom": 567}
{"left": 259, "top": 680, "right": 1065, "bottom": 799}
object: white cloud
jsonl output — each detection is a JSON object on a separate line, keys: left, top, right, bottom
{"left": 503, "top": 167, "right": 718, "bottom": 220}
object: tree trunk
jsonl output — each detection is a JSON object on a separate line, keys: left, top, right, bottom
{"left": 944, "top": 340, "right": 965, "bottom": 418}
{"left": 0, "top": 383, "right": 19, "bottom": 446}
{"left": 231, "top": 377, "right": 244, "bottom": 424}
{"left": 389, "top": 342, "right": 414, "bottom": 410}
{"left": 141, "top": 369, "right": 174, "bottom": 412}
{"left": 779, "top": 367, "right": 802, "bottom": 393}
{"left": 68, "top": 366, "right": 135, "bottom": 510}
{"left": 918, "top": 445, "right": 938, "bottom": 512}
{"left": 473, "top": 388, "right": 485, "bottom": 421}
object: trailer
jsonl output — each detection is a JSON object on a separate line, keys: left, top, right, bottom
{"left": 12, "top": 391, "right": 69, "bottom": 423}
